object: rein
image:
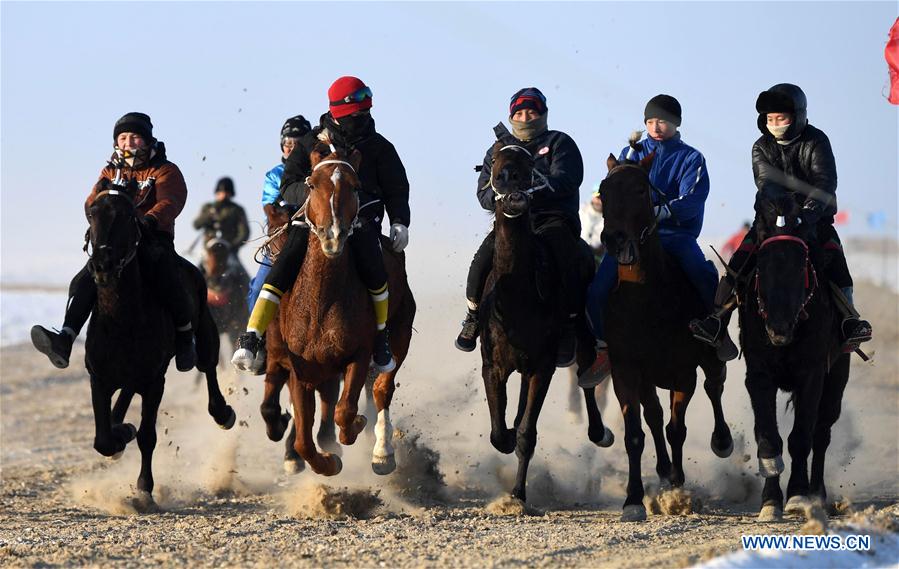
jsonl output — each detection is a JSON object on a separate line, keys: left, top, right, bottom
{"left": 753, "top": 234, "right": 818, "bottom": 323}
{"left": 85, "top": 189, "right": 142, "bottom": 279}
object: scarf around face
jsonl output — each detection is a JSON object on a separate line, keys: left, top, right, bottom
{"left": 510, "top": 113, "right": 548, "bottom": 142}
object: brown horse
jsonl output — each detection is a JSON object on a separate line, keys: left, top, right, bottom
{"left": 86, "top": 178, "right": 235, "bottom": 507}
{"left": 260, "top": 133, "right": 415, "bottom": 475}
{"left": 478, "top": 141, "right": 609, "bottom": 504}
{"left": 203, "top": 235, "right": 249, "bottom": 348}
{"left": 598, "top": 154, "right": 732, "bottom": 522}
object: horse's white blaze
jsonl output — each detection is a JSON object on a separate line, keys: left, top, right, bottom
{"left": 331, "top": 167, "right": 342, "bottom": 186}
{"left": 373, "top": 409, "right": 394, "bottom": 460}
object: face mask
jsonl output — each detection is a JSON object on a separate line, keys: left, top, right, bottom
{"left": 112, "top": 145, "right": 155, "bottom": 169}
{"left": 337, "top": 113, "right": 372, "bottom": 140}
{"left": 510, "top": 113, "right": 548, "bottom": 142}
{"left": 767, "top": 123, "right": 790, "bottom": 139}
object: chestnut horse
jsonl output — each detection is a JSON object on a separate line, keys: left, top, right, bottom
{"left": 203, "top": 235, "right": 249, "bottom": 348}
{"left": 86, "top": 178, "right": 235, "bottom": 506}
{"left": 260, "top": 133, "right": 415, "bottom": 475}
{"left": 598, "top": 154, "right": 733, "bottom": 522}
{"left": 478, "top": 141, "right": 611, "bottom": 505}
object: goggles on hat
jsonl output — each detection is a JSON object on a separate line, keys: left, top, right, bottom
{"left": 330, "top": 86, "right": 373, "bottom": 106}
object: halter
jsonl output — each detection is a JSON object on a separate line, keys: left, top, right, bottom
{"left": 489, "top": 144, "right": 553, "bottom": 218}
{"left": 85, "top": 189, "right": 142, "bottom": 279}
{"left": 753, "top": 234, "right": 818, "bottom": 323}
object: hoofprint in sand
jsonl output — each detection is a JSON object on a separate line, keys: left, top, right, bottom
{"left": 1, "top": 282, "right": 896, "bottom": 567}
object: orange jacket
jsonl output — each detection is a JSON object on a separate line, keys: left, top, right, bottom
{"left": 85, "top": 142, "right": 187, "bottom": 236}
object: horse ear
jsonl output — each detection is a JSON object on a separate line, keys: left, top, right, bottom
{"left": 639, "top": 152, "right": 655, "bottom": 172}
{"left": 606, "top": 154, "right": 619, "bottom": 172}
{"left": 491, "top": 140, "right": 504, "bottom": 160}
{"left": 310, "top": 147, "right": 325, "bottom": 169}
{"left": 348, "top": 149, "right": 362, "bottom": 172}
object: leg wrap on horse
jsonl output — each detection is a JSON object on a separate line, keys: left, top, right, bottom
{"left": 63, "top": 263, "right": 97, "bottom": 336}
{"left": 466, "top": 230, "right": 495, "bottom": 304}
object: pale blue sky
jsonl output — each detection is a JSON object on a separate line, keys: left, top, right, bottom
{"left": 2, "top": 1, "right": 897, "bottom": 285}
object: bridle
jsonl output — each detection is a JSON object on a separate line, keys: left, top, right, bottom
{"left": 85, "top": 189, "right": 142, "bottom": 280}
{"left": 490, "top": 144, "right": 553, "bottom": 219}
{"left": 603, "top": 163, "right": 668, "bottom": 245}
{"left": 753, "top": 234, "right": 818, "bottom": 324}
{"left": 300, "top": 156, "right": 366, "bottom": 241}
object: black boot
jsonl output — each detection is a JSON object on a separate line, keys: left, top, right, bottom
{"left": 556, "top": 318, "right": 577, "bottom": 368}
{"left": 231, "top": 331, "right": 266, "bottom": 374}
{"left": 372, "top": 327, "right": 396, "bottom": 373}
{"left": 455, "top": 311, "right": 480, "bottom": 352}
{"left": 175, "top": 329, "right": 197, "bottom": 372}
{"left": 689, "top": 276, "right": 739, "bottom": 361}
{"left": 841, "top": 317, "right": 872, "bottom": 352}
{"left": 31, "top": 325, "right": 74, "bottom": 369}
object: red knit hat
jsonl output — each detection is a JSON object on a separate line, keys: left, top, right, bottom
{"left": 328, "top": 76, "right": 373, "bottom": 119}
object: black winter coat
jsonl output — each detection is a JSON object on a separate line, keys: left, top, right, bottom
{"left": 476, "top": 126, "right": 583, "bottom": 233}
{"left": 279, "top": 113, "right": 411, "bottom": 227}
{"left": 752, "top": 123, "right": 838, "bottom": 225}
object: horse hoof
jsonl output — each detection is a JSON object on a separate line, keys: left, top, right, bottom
{"left": 785, "top": 495, "right": 811, "bottom": 514}
{"left": 231, "top": 349, "right": 254, "bottom": 371}
{"left": 758, "top": 455, "right": 784, "bottom": 478}
{"left": 711, "top": 433, "right": 734, "bottom": 458}
{"left": 593, "top": 426, "right": 615, "bottom": 448}
{"left": 218, "top": 407, "right": 236, "bottom": 430}
{"left": 620, "top": 504, "right": 647, "bottom": 522}
{"left": 758, "top": 503, "right": 783, "bottom": 522}
{"left": 372, "top": 454, "right": 396, "bottom": 476}
{"left": 283, "top": 459, "right": 305, "bottom": 475}
{"left": 109, "top": 450, "right": 125, "bottom": 461}
{"left": 324, "top": 453, "right": 343, "bottom": 476}
{"left": 131, "top": 491, "right": 160, "bottom": 513}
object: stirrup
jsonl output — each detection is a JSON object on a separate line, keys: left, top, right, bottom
{"left": 689, "top": 316, "right": 722, "bottom": 347}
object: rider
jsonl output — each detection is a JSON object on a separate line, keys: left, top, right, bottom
{"left": 689, "top": 83, "right": 872, "bottom": 355}
{"left": 232, "top": 77, "right": 410, "bottom": 374}
{"left": 586, "top": 94, "right": 721, "bottom": 358}
{"left": 580, "top": 186, "right": 605, "bottom": 264}
{"left": 246, "top": 115, "right": 312, "bottom": 311}
{"left": 454, "top": 87, "right": 586, "bottom": 367}
{"left": 31, "top": 112, "right": 198, "bottom": 371}
{"left": 193, "top": 176, "right": 250, "bottom": 259}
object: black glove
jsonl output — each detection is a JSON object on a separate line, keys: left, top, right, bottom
{"left": 801, "top": 199, "right": 824, "bottom": 226}
{"left": 141, "top": 214, "right": 159, "bottom": 232}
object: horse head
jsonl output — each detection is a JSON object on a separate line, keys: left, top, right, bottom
{"left": 490, "top": 141, "right": 535, "bottom": 220}
{"left": 204, "top": 234, "right": 230, "bottom": 276}
{"left": 753, "top": 196, "right": 819, "bottom": 346}
{"left": 598, "top": 152, "right": 656, "bottom": 265}
{"left": 87, "top": 178, "right": 141, "bottom": 287}
{"left": 305, "top": 130, "right": 362, "bottom": 258}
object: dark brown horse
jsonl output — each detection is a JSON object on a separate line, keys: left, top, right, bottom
{"left": 203, "top": 235, "right": 249, "bottom": 348}
{"left": 739, "top": 196, "right": 850, "bottom": 521}
{"left": 478, "top": 142, "right": 610, "bottom": 505}
{"left": 598, "top": 154, "right": 732, "bottom": 522}
{"left": 260, "top": 133, "right": 415, "bottom": 476}
{"left": 86, "top": 178, "right": 235, "bottom": 507}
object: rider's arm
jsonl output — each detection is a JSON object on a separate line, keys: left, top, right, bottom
{"left": 752, "top": 139, "right": 788, "bottom": 205}
{"left": 261, "top": 167, "right": 282, "bottom": 207}
{"left": 805, "top": 134, "right": 838, "bottom": 216}
{"left": 540, "top": 133, "right": 584, "bottom": 200}
{"left": 666, "top": 150, "right": 710, "bottom": 223}
{"left": 278, "top": 137, "right": 314, "bottom": 206}
{"left": 193, "top": 204, "right": 212, "bottom": 230}
{"left": 232, "top": 204, "right": 250, "bottom": 249}
{"left": 475, "top": 146, "right": 496, "bottom": 212}
{"left": 143, "top": 163, "right": 187, "bottom": 230}
{"left": 376, "top": 138, "right": 411, "bottom": 227}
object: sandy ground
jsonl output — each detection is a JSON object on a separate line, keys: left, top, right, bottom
{"left": 1, "top": 282, "right": 897, "bottom": 568}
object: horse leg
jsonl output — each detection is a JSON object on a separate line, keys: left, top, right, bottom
{"left": 785, "top": 371, "right": 825, "bottom": 513}
{"left": 290, "top": 381, "right": 341, "bottom": 476}
{"left": 584, "top": 385, "right": 614, "bottom": 447}
{"left": 567, "top": 369, "right": 582, "bottom": 420}
{"left": 91, "top": 377, "right": 135, "bottom": 458}
{"left": 111, "top": 388, "right": 135, "bottom": 425}
{"left": 510, "top": 371, "right": 552, "bottom": 503}
{"left": 746, "top": 370, "right": 785, "bottom": 516}
{"left": 136, "top": 381, "right": 164, "bottom": 503}
{"left": 640, "top": 383, "right": 672, "bottom": 485}
{"left": 512, "top": 375, "right": 529, "bottom": 430}
{"left": 666, "top": 387, "right": 694, "bottom": 488}
{"left": 810, "top": 354, "right": 849, "bottom": 503}
{"left": 316, "top": 377, "right": 341, "bottom": 456}
{"left": 613, "top": 371, "right": 647, "bottom": 521}
{"left": 371, "top": 366, "right": 402, "bottom": 475}
{"left": 483, "top": 363, "right": 515, "bottom": 454}
{"left": 261, "top": 367, "right": 290, "bottom": 441}
{"left": 702, "top": 359, "right": 734, "bottom": 458}
{"left": 283, "top": 422, "right": 304, "bottom": 474}
{"left": 204, "top": 366, "right": 236, "bottom": 430}
{"left": 334, "top": 359, "right": 370, "bottom": 446}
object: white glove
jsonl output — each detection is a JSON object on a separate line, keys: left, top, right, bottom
{"left": 653, "top": 204, "right": 672, "bottom": 221}
{"left": 389, "top": 223, "right": 409, "bottom": 252}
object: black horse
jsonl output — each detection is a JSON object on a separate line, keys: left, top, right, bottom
{"left": 598, "top": 154, "right": 733, "bottom": 522}
{"left": 478, "top": 141, "right": 610, "bottom": 505}
{"left": 739, "top": 196, "right": 851, "bottom": 521}
{"left": 202, "top": 234, "right": 250, "bottom": 349}
{"left": 86, "top": 178, "right": 235, "bottom": 507}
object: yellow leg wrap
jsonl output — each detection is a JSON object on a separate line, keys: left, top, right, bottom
{"left": 247, "top": 284, "right": 283, "bottom": 335}
{"left": 369, "top": 283, "right": 389, "bottom": 330}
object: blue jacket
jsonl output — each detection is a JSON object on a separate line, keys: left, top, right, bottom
{"left": 618, "top": 133, "right": 709, "bottom": 238}
{"left": 262, "top": 163, "right": 284, "bottom": 206}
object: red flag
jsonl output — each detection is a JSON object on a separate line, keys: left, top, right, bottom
{"left": 834, "top": 210, "right": 850, "bottom": 225}
{"left": 887, "top": 18, "right": 899, "bottom": 105}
